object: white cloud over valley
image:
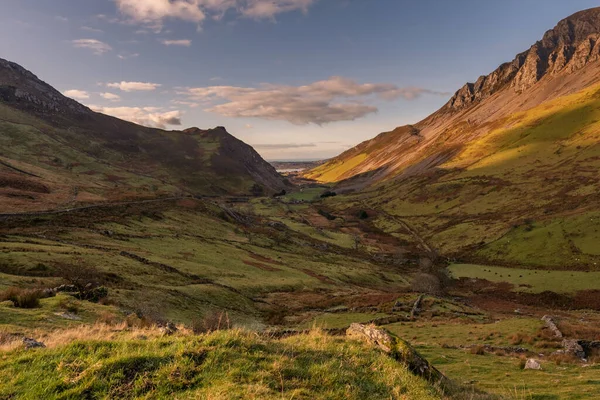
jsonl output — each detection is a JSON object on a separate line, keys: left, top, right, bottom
{"left": 90, "top": 105, "right": 182, "bottom": 129}
{"left": 63, "top": 89, "right": 90, "bottom": 100}
{"left": 161, "top": 39, "right": 192, "bottom": 46}
{"left": 100, "top": 92, "right": 121, "bottom": 101}
{"left": 107, "top": 81, "right": 162, "bottom": 92}
{"left": 179, "top": 76, "right": 447, "bottom": 125}
{"left": 72, "top": 39, "right": 112, "bottom": 55}
{"left": 114, "top": 0, "right": 318, "bottom": 30}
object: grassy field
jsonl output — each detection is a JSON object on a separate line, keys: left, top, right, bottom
{"left": 0, "top": 198, "right": 411, "bottom": 331}
{"left": 0, "top": 326, "right": 441, "bottom": 400}
{"left": 448, "top": 264, "right": 600, "bottom": 293}
{"left": 384, "top": 317, "right": 600, "bottom": 399}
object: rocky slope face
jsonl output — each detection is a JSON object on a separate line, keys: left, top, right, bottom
{"left": 0, "top": 58, "right": 288, "bottom": 211}
{"left": 305, "top": 7, "right": 600, "bottom": 185}
{"left": 0, "top": 58, "right": 89, "bottom": 118}
{"left": 446, "top": 7, "right": 600, "bottom": 110}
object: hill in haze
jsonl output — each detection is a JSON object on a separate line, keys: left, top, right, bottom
{"left": 304, "top": 7, "right": 600, "bottom": 269}
{"left": 0, "top": 58, "right": 289, "bottom": 212}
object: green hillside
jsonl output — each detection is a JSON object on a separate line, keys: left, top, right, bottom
{"left": 324, "top": 82, "right": 600, "bottom": 270}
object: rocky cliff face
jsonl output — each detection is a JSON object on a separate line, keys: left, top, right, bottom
{"left": 446, "top": 7, "right": 600, "bottom": 110}
{"left": 0, "top": 58, "right": 89, "bottom": 117}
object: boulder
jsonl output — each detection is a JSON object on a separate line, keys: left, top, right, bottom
{"left": 541, "top": 315, "right": 563, "bottom": 338}
{"left": 346, "top": 323, "right": 449, "bottom": 387}
{"left": 562, "top": 339, "right": 586, "bottom": 360}
{"left": 524, "top": 359, "right": 542, "bottom": 370}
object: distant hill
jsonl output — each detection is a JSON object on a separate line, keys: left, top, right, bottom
{"left": 0, "top": 58, "right": 289, "bottom": 211}
{"left": 303, "top": 8, "right": 600, "bottom": 269}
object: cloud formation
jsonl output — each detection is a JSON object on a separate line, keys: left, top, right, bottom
{"left": 107, "top": 81, "right": 162, "bottom": 92}
{"left": 114, "top": 0, "right": 318, "bottom": 30}
{"left": 161, "top": 39, "right": 192, "bottom": 46}
{"left": 90, "top": 105, "right": 182, "bottom": 129}
{"left": 63, "top": 89, "right": 90, "bottom": 100}
{"left": 100, "top": 92, "right": 121, "bottom": 101}
{"left": 72, "top": 39, "right": 112, "bottom": 55}
{"left": 179, "top": 76, "right": 447, "bottom": 125}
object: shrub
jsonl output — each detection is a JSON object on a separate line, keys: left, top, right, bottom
{"left": 410, "top": 273, "right": 441, "bottom": 295}
{"left": 0, "top": 287, "right": 43, "bottom": 308}
{"left": 470, "top": 345, "right": 486, "bottom": 355}
{"left": 59, "top": 261, "right": 103, "bottom": 301}
{"left": 320, "top": 191, "right": 337, "bottom": 199}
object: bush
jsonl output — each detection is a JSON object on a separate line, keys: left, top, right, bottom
{"left": 0, "top": 287, "right": 43, "bottom": 308}
{"left": 410, "top": 273, "right": 442, "bottom": 295}
{"left": 320, "top": 191, "right": 337, "bottom": 199}
{"left": 470, "top": 345, "right": 486, "bottom": 355}
{"left": 59, "top": 261, "right": 103, "bottom": 301}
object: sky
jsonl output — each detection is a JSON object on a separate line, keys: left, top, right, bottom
{"left": 0, "top": 0, "right": 598, "bottom": 160}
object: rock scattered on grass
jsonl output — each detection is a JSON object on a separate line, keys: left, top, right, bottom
{"left": 22, "top": 337, "right": 45, "bottom": 349}
{"left": 524, "top": 359, "right": 541, "bottom": 370}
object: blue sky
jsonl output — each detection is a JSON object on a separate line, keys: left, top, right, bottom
{"left": 0, "top": 0, "right": 597, "bottom": 160}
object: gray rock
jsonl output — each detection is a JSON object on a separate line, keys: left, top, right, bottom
{"left": 562, "top": 339, "right": 587, "bottom": 360}
{"left": 524, "top": 359, "right": 541, "bottom": 370}
{"left": 23, "top": 337, "right": 45, "bottom": 349}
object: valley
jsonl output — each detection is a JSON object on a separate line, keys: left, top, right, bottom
{"left": 1, "top": 4, "right": 600, "bottom": 399}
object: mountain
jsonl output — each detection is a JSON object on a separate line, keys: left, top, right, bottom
{"left": 0, "top": 58, "right": 288, "bottom": 212}
{"left": 305, "top": 7, "right": 600, "bottom": 184}
{"left": 304, "top": 8, "right": 600, "bottom": 269}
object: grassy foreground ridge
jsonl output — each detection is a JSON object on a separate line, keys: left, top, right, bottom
{"left": 0, "top": 326, "right": 441, "bottom": 400}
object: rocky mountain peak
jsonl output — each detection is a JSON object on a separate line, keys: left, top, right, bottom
{"left": 446, "top": 7, "right": 600, "bottom": 111}
{"left": 0, "top": 57, "right": 88, "bottom": 117}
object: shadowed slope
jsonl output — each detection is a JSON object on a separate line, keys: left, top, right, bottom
{"left": 0, "top": 58, "right": 288, "bottom": 211}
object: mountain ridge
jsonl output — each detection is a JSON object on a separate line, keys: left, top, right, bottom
{"left": 0, "top": 58, "right": 289, "bottom": 211}
{"left": 304, "top": 7, "right": 600, "bottom": 185}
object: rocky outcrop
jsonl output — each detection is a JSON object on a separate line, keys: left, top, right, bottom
{"left": 0, "top": 58, "right": 88, "bottom": 116}
{"left": 524, "top": 359, "right": 542, "bottom": 370}
{"left": 541, "top": 315, "right": 563, "bottom": 338}
{"left": 346, "top": 323, "right": 449, "bottom": 387}
{"left": 446, "top": 7, "right": 600, "bottom": 110}
{"left": 22, "top": 337, "right": 45, "bottom": 349}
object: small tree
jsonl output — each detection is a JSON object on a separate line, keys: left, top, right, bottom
{"left": 410, "top": 273, "right": 442, "bottom": 295}
{"left": 60, "top": 260, "right": 103, "bottom": 300}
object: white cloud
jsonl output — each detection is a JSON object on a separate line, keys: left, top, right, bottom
{"left": 179, "top": 76, "right": 447, "bottom": 125}
{"left": 63, "top": 89, "right": 90, "bottom": 100}
{"left": 81, "top": 26, "right": 104, "bottom": 33}
{"left": 161, "top": 39, "right": 192, "bottom": 46}
{"left": 90, "top": 105, "right": 182, "bottom": 129}
{"left": 107, "top": 81, "right": 161, "bottom": 92}
{"left": 100, "top": 92, "right": 121, "bottom": 102}
{"left": 72, "top": 39, "right": 112, "bottom": 55}
{"left": 117, "top": 52, "right": 140, "bottom": 59}
{"left": 114, "top": 0, "right": 318, "bottom": 30}
{"left": 55, "top": 16, "right": 68, "bottom": 23}
{"left": 242, "top": 0, "right": 314, "bottom": 19}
